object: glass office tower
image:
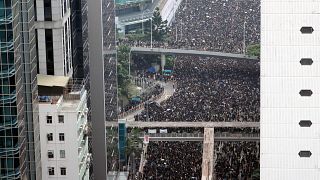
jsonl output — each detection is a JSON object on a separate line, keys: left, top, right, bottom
{"left": 0, "top": 0, "right": 40, "bottom": 179}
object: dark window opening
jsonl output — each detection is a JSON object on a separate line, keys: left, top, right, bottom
{"left": 300, "top": 58, "right": 313, "bottom": 65}
{"left": 44, "top": 0, "right": 52, "bottom": 21}
{"left": 299, "top": 120, "right": 312, "bottom": 127}
{"left": 45, "top": 29, "right": 54, "bottom": 75}
{"left": 299, "top": 90, "right": 313, "bottom": 97}
{"left": 299, "top": 151, "right": 312, "bottom": 157}
{"left": 300, "top": 27, "right": 314, "bottom": 34}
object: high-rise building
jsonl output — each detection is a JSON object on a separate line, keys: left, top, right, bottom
{"left": 70, "top": 0, "right": 89, "bottom": 81}
{"left": 37, "top": 75, "right": 90, "bottom": 180}
{"left": 0, "top": 0, "right": 41, "bottom": 179}
{"left": 35, "top": 0, "right": 73, "bottom": 77}
{"left": 261, "top": 0, "right": 320, "bottom": 179}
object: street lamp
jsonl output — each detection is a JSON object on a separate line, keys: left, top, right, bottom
{"left": 128, "top": 48, "right": 132, "bottom": 78}
{"left": 142, "top": 9, "right": 151, "bottom": 35}
{"left": 243, "top": 12, "right": 247, "bottom": 55}
{"left": 150, "top": 17, "right": 153, "bottom": 49}
{"left": 243, "top": 21, "right": 246, "bottom": 55}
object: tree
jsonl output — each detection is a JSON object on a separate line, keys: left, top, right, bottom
{"left": 165, "top": 55, "right": 175, "bottom": 69}
{"left": 117, "top": 45, "right": 131, "bottom": 98}
{"left": 126, "top": 128, "right": 143, "bottom": 174}
{"left": 246, "top": 44, "right": 260, "bottom": 58}
{"left": 145, "top": 7, "right": 169, "bottom": 42}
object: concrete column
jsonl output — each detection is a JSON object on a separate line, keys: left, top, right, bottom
{"left": 88, "top": 0, "right": 107, "bottom": 178}
{"left": 202, "top": 128, "right": 215, "bottom": 180}
{"left": 161, "top": 53, "right": 166, "bottom": 71}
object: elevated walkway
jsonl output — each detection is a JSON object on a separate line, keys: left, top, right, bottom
{"left": 136, "top": 132, "right": 260, "bottom": 142}
{"left": 130, "top": 47, "right": 258, "bottom": 60}
{"left": 107, "top": 121, "right": 259, "bottom": 128}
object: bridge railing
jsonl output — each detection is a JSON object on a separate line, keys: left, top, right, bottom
{"left": 133, "top": 132, "right": 260, "bottom": 138}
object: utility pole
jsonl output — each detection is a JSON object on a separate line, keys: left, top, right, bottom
{"left": 243, "top": 21, "right": 246, "bottom": 54}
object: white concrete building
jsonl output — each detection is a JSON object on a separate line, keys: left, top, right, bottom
{"left": 261, "top": 0, "right": 320, "bottom": 179}
{"left": 35, "top": 0, "right": 73, "bottom": 76}
{"left": 37, "top": 75, "right": 90, "bottom": 180}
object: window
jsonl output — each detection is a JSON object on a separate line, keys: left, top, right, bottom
{"left": 48, "top": 167, "right": 55, "bottom": 175}
{"left": 48, "top": 150, "right": 54, "bottom": 158}
{"left": 44, "top": 0, "right": 52, "bottom": 21}
{"left": 299, "top": 120, "right": 312, "bottom": 127}
{"left": 47, "top": 133, "right": 53, "bottom": 141}
{"left": 299, "top": 90, "right": 313, "bottom": 96}
{"left": 300, "top": 58, "right": 313, "bottom": 65}
{"left": 45, "top": 29, "right": 54, "bottom": 75}
{"left": 60, "top": 150, "right": 65, "bottom": 158}
{"left": 60, "top": 167, "right": 66, "bottom": 175}
{"left": 59, "top": 133, "right": 65, "bottom": 141}
{"left": 299, "top": 151, "right": 312, "bottom": 157}
{"left": 300, "top": 27, "right": 314, "bottom": 34}
{"left": 58, "top": 115, "right": 64, "bottom": 123}
{"left": 47, "top": 115, "right": 52, "bottom": 124}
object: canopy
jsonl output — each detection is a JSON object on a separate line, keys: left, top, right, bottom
{"left": 37, "top": 74, "right": 70, "bottom": 87}
{"left": 147, "top": 67, "right": 156, "bottom": 73}
{"left": 131, "top": 96, "right": 141, "bottom": 102}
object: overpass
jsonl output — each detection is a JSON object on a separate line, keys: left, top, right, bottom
{"left": 106, "top": 121, "right": 260, "bottom": 128}
{"left": 137, "top": 132, "right": 260, "bottom": 142}
{"left": 130, "top": 47, "right": 259, "bottom": 60}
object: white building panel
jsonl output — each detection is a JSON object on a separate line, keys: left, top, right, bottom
{"left": 261, "top": 108, "right": 320, "bottom": 124}
{"left": 261, "top": 0, "right": 320, "bottom": 179}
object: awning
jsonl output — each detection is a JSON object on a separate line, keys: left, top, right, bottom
{"left": 37, "top": 74, "right": 70, "bottom": 88}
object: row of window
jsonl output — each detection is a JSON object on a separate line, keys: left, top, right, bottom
{"left": 48, "top": 167, "right": 66, "bottom": 176}
{"left": 46, "top": 115, "right": 64, "bottom": 124}
{"left": 48, "top": 150, "right": 65, "bottom": 159}
{"left": 298, "top": 27, "right": 314, "bottom": 159}
{"left": 47, "top": 133, "right": 64, "bottom": 141}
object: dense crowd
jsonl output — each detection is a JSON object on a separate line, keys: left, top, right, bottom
{"left": 125, "top": 0, "right": 261, "bottom": 178}
{"left": 143, "top": 142, "right": 202, "bottom": 180}
{"left": 170, "top": 0, "right": 260, "bottom": 52}
{"left": 215, "top": 142, "right": 260, "bottom": 179}
{"left": 135, "top": 56, "right": 259, "bottom": 122}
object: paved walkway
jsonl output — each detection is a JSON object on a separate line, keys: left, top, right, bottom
{"left": 122, "top": 81, "right": 175, "bottom": 122}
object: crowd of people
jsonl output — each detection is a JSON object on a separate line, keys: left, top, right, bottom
{"left": 170, "top": 0, "right": 260, "bottom": 52}
{"left": 143, "top": 142, "right": 202, "bottom": 180}
{"left": 124, "top": 0, "right": 261, "bottom": 178}
{"left": 215, "top": 142, "right": 260, "bottom": 179}
{"left": 135, "top": 56, "right": 259, "bottom": 122}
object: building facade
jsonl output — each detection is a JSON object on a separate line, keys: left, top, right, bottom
{"left": 38, "top": 76, "right": 90, "bottom": 180}
{"left": 0, "top": 0, "right": 41, "bottom": 179}
{"left": 261, "top": 0, "right": 320, "bottom": 179}
{"left": 35, "top": 0, "right": 73, "bottom": 76}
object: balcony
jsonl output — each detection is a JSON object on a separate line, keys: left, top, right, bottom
{"left": 0, "top": 65, "right": 15, "bottom": 78}
{"left": 0, "top": 117, "right": 18, "bottom": 131}
{"left": 0, "top": 91, "right": 17, "bottom": 104}
{"left": 0, "top": 167, "right": 20, "bottom": 179}
{"left": 0, "top": 144, "right": 20, "bottom": 157}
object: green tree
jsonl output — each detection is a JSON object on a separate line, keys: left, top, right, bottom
{"left": 246, "top": 44, "right": 260, "bottom": 58}
{"left": 145, "top": 7, "right": 168, "bottom": 41}
{"left": 117, "top": 45, "right": 131, "bottom": 98}
{"left": 165, "top": 55, "right": 175, "bottom": 69}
